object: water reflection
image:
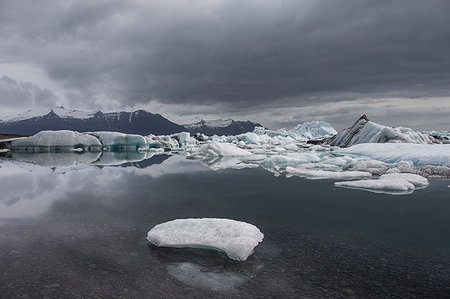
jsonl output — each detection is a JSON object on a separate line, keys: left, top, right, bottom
{"left": 10, "top": 151, "right": 169, "bottom": 167}
{"left": 149, "top": 246, "right": 264, "bottom": 291}
{"left": 0, "top": 154, "right": 206, "bottom": 218}
{"left": 0, "top": 154, "right": 449, "bottom": 297}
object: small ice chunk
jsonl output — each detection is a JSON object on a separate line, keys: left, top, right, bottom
{"left": 147, "top": 218, "right": 264, "bottom": 261}
{"left": 285, "top": 166, "right": 372, "bottom": 180}
{"left": 378, "top": 173, "right": 429, "bottom": 188}
{"left": 335, "top": 173, "right": 429, "bottom": 194}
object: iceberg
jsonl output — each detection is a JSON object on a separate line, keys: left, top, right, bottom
{"left": 336, "top": 143, "right": 450, "bottom": 167}
{"left": 10, "top": 130, "right": 102, "bottom": 152}
{"left": 285, "top": 166, "right": 372, "bottom": 180}
{"left": 201, "top": 157, "right": 260, "bottom": 171}
{"left": 291, "top": 121, "right": 337, "bottom": 140}
{"left": 327, "top": 115, "right": 438, "bottom": 147}
{"left": 147, "top": 218, "right": 264, "bottom": 261}
{"left": 193, "top": 141, "right": 252, "bottom": 157}
{"left": 335, "top": 173, "right": 429, "bottom": 195}
{"left": 88, "top": 131, "right": 149, "bottom": 151}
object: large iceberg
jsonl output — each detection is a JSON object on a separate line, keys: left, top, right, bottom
{"left": 10, "top": 130, "right": 102, "bottom": 152}
{"left": 291, "top": 121, "right": 337, "bottom": 140}
{"left": 327, "top": 115, "right": 438, "bottom": 147}
{"left": 88, "top": 131, "right": 149, "bottom": 151}
{"left": 336, "top": 143, "right": 450, "bottom": 167}
{"left": 147, "top": 218, "right": 264, "bottom": 261}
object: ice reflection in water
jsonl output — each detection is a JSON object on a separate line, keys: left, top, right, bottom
{"left": 149, "top": 246, "right": 264, "bottom": 291}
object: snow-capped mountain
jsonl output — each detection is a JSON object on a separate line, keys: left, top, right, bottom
{"left": 0, "top": 107, "right": 185, "bottom": 136}
{"left": 184, "top": 118, "right": 261, "bottom": 135}
{"left": 0, "top": 107, "right": 260, "bottom": 136}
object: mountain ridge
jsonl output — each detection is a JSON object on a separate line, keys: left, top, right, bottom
{"left": 0, "top": 107, "right": 261, "bottom": 136}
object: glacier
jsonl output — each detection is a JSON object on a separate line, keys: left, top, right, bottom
{"left": 147, "top": 218, "right": 264, "bottom": 261}
{"left": 1, "top": 116, "right": 449, "bottom": 195}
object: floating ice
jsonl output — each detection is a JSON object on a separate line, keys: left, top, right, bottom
{"left": 194, "top": 141, "right": 252, "bottom": 157}
{"left": 88, "top": 131, "right": 149, "bottom": 151}
{"left": 201, "top": 157, "right": 259, "bottom": 171}
{"left": 147, "top": 218, "right": 264, "bottom": 261}
{"left": 337, "top": 143, "right": 450, "bottom": 167}
{"left": 327, "top": 115, "right": 437, "bottom": 147}
{"left": 285, "top": 166, "right": 372, "bottom": 180}
{"left": 335, "top": 173, "right": 429, "bottom": 195}
{"left": 11, "top": 130, "right": 102, "bottom": 152}
{"left": 291, "top": 121, "right": 337, "bottom": 140}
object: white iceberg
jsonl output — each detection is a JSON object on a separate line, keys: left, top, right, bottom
{"left": 285, "top": 166, "right": 372, "bottom": 180}
{"left": 291, "top": 121, "right": 337, "bottom": 140}
{"left": 147, "top": 218, "right": 264, "bottom": 261}
{"left": 335, "top": 173, "right": 429, "bottom": 195}
{"left": 337, "top": 143, "right": 450, "bottom": 167}
{"left": 11, "top": 130, "right": 102, "bottom": 152}
{"left": 327, "top": 115, "right": 437, "bottom": 147}
{"left": 194, "top": 141, "right": 252, "bottom": 157}
{"left": 201, "top": 157, "right": 260, "bottom": 171}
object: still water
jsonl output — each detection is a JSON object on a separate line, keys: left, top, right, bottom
{"left": 0, "top": 154, "right": 449, "bottom": 298}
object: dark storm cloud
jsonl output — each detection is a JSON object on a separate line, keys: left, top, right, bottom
{"left": 0, "top": 0, "right": 449, "bottom": 111}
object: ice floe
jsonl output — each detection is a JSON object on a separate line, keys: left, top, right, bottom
{"left": 335, "top": 173, "right": 429, "bottom": 195}
{"left": 147, "top": 218, "right": 264, "bottom": 261}
{"left": 336, "top": 143, "right": 450, "bottom": 167}
{"left": 193, "top": 141, "right": 253, "bottom": 157}
{"left": 286, "top": 167, "right": 372, "bottom": 180}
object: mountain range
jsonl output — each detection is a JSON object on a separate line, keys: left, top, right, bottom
{"left": 0, "top": 107, "right": 261, "bottom": 136}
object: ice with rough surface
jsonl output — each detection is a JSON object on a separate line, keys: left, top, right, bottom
{"left": 335, "top": 173, "right": 429, "bottom": 195}
{"left": 337, "top": 143, "right": 450, "bottom": 167}
{"left": 328, "top": 117, "right": 437, "bottom": 147}
{"left": 147, "top": 218, "right": 264, "bottom": 261}
{"left": 291, "top": 121, "right": 337, "bottom": 139}
{"left": 195, "top": 141, "right": 252, "bottom": 157}
{"left": 88, "top": 131, "right": 148, "bottom": 150}
{"left": 285, "top": 166, "right": 372, "bottom": 180}
{"left": 11, "top": 130, "right": 102, "bottom": 151}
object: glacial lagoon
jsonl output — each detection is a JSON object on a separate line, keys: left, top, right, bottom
{"left": 0, "top": 153, "right": 449, "bottom": 298}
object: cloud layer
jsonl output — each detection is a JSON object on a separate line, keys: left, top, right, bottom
{"left": 0, "top": 0, "right": 449, "bottom": 128}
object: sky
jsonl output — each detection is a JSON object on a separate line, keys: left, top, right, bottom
{"left": 0, "top": 0, "right": 449, "bottom": 130}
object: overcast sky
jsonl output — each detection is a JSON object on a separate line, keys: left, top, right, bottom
{"left": 0, "top": 0, "right": 449, "bottom": 130}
